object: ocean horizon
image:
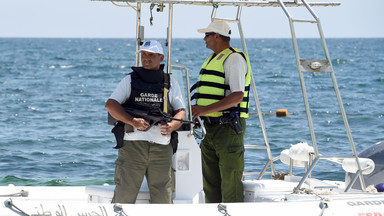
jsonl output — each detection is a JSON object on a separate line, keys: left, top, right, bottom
{"left": 1, "top": 37, "right": 383, "bottom": 186}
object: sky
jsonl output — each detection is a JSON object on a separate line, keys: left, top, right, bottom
{"left": 0, "top": 0, "right": 383, "bottom": 39}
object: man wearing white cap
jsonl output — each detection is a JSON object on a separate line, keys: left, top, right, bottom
{"left": 106, "top": 40, "right": 186, "bottom": 203}
{"left": 192, "top": 20, "right": 251, "bottom": 203}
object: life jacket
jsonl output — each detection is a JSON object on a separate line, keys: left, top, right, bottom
{"left": 191, "top": 47, "right": 251, "bottom": 118}
{"left": 122, "top": 64, "right": 173, "bottom": 115}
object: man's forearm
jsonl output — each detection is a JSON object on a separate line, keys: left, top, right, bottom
{"left": 105, "top": 99, "right": 134, "bottom": 125}
{"left": 207, "top": 91, "right": 243, "bottom": 113}
{"left": 192, "top": 91, "right": 244, "bottom": 117}
{"left": 170, "top": 109, "right": 186, "bottom": 131}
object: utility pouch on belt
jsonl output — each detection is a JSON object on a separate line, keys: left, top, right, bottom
{"left": 111, "top": 122, "right": 125, "bottom": 149}
{"left": 228, "top": 112, "right": 243, "bottom": 135}
{"left": 170, "top": 131, "right": 178, "bottom": 154}
{"left": 111, "top": 119, "right": 135, "bottom": 149}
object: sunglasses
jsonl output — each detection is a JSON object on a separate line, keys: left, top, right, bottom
{"left": 205, "top": 32, "right": 216, "bottom": 37}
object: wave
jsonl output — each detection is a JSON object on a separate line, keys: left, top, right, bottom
{"left": 0, "top": 175, "right": 114, "bottom": 186}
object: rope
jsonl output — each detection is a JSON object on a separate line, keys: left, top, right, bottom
{"left": 0, "top": 190, "right": 29, "bottom": 197}
{"left": 113, "top": 204, "right": 129, "bottom": 216}
{"left": 4, "top": 199, "right": 30, "bottom": 216}
{"left": 149, "top": 3, "right": 155, "bottom": 25}
{"left": 272, "top": 171, "right": 289, "bottom": 180}
{"left": 293, "top": 188, "right": 330, "bottom": 216}
{"left": 217, "top": 204, "right": 231, "bottom": 216}
{"left": 111, "top": 1, "right": 137, "bottom": 11}
{"left": 318, "top": 201, "right": 328, "bottom": 216}
{"left": 210, "top": 0, "right": 219, "bottom": 8}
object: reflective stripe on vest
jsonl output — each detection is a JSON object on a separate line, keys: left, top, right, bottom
{"left": 195, "top": 47, "right": 251, "bottom": 118}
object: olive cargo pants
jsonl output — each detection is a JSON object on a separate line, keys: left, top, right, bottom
{"left": 112, "top": 140, "right": 173, "bottom": 204}
{"left": 201, "top": 118, "right": 246, "bottom": 203}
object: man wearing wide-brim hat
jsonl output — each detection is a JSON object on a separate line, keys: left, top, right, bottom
{"left": 192, "top": 20, "right": 251, "bottom": 203}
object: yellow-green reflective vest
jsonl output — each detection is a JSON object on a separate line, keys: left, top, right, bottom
{"left": 194, "top": 47, "right": 251, "bottom": 118}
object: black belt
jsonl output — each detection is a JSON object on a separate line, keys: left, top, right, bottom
{"left": 202, "top": 116, "right": 226, "bottom": 124}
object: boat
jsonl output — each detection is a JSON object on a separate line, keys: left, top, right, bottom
{"left": 2, "top": 0, "right": 384, "bottom": 215}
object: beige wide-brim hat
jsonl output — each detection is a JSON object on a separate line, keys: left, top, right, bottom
{"left": 197, "top": 20, "right": 231, "bottom": 37}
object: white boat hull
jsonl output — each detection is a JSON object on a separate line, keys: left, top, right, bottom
{"left": 2, "top": 186, "right": 384, "bottom": 216}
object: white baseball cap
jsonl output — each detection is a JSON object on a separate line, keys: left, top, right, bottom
{"left": 197, "top": 20, "right": 231, "bottom": 37}
{"left": 140, "top": 40, "right": 164, "bottom": 55}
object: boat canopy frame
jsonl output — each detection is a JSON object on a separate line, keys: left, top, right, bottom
{"left": 94, "top": 0, "right": 341, "bottom": 7}
{"left": 93, "top": 0, "right": 368, "bottom": 192}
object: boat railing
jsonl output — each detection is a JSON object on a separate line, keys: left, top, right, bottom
{"left": 210, "top": 2, "right": 277, "bottom": 180}
{"left": 277, "top": 0, "right": 367, "bottom": 192}
{"left": 170, "top": 63, "right": 206, "bottom": 140}
{"left": 268, "top": 142, "right": 375, "bottom": 191}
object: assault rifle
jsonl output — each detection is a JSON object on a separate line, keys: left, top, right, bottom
{"left": 110, "top": 107, "right": 194, "bottom": 149}
{"left": 124, "top": 107, "right": 194, "bottom": 131}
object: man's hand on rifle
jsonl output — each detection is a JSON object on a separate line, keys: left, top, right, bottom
{"left": 159, "top": 123, "right": 172, "bottom": 137}
{"left": 158, "top": 108, "right": 186, "bottom": 137}
{"left": 131, "top": 117, "right": 150, "bottom": 131}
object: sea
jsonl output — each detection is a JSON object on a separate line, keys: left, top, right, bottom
{"left": 0, "top": 38, "right": 383, "bottom": 186}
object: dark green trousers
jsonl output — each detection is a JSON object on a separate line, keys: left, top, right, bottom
{"left": 112, "top": 140, "right": 173, "bottom": 204}
{"left": 201, "top": 118, "right": 246, "bottom": 203}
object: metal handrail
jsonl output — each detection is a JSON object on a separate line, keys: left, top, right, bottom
{"left": 278, "top": 0, "right": 366, "bottom": 192}
{"left": 171, "top": 63, "right": 206, "bottom": 139}
{"left": 211, "top": 5, "right": 276, "bottom": 178}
